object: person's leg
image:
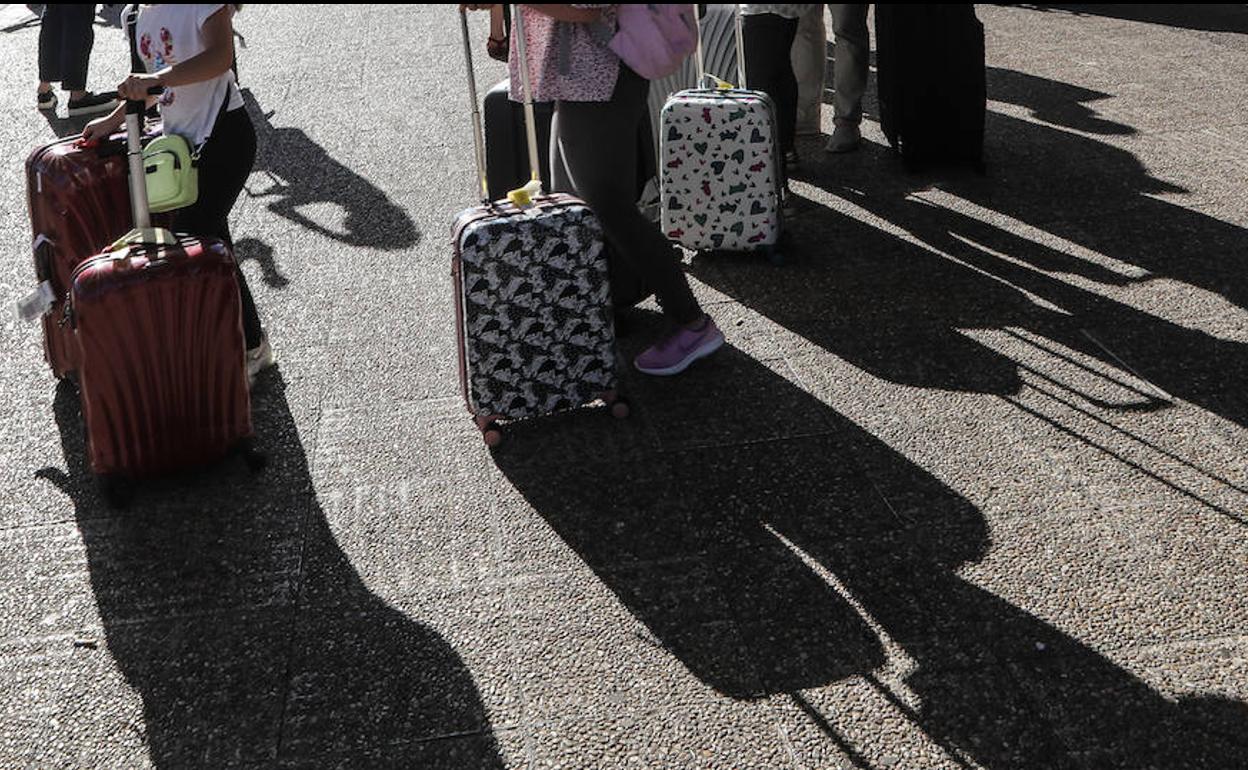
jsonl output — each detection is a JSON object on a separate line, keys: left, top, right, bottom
{"left": 827, "top": 3, "right": 869, "bottom": 151}
{"left": 553, "top": 67, "right": 722, "bottom": 374}
{"left": 37, "top": 5, "right": 62, "bottom": 106}
{"left": 53, "top": 4, "right": 115, "bottom": 114}
{"left": 551, "top": 68, "right": 701, "bottom": 327}
{"left": 792, "top": 4, "right": 827, "bottom": 136}
{"left": 173, "top": 108, "right": 264, "bottom": 351}
{"left": 742, "top": 13, "right": 799, "bottom": 156}
{"left": 58, "top": 4, "right": 95, "bottom": 96}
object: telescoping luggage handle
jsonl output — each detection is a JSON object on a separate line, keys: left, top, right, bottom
{"left": 459, "top": 6, "right": 491, "bottom": 203}
{"left": 694, "top": 4, "right": 748, "bottom": 90}
{"left": 458, "top": 5, "right": 543, "bottom": 207}
{"left": 110, "top": 86, "right": 179, "bottom": 250}
{"left": 15, "top": 86, "right": 165, "bottom": 324}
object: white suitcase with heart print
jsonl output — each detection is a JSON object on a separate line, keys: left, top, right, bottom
{"left": 659, "top": 7, "right": 783, "bottom": 260}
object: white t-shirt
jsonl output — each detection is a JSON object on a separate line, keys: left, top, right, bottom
{"left": 133, "top": 4, "right": 243, "bottom": 146}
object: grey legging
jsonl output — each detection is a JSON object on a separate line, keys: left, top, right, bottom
{"left": 549, "top": 65, "right": 702, "bottom": 326}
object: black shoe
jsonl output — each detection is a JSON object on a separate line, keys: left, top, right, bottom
{"left": 37, "top": 90, "right": 57, "bottom": 111}
{"left": 67, "top": 92, "right": 116, "bottom": 117}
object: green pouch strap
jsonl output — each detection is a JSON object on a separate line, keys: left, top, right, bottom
{"left": 142, "top": 134, "right": 200, "bottom": 213}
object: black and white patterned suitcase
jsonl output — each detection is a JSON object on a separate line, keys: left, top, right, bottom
{"left": 660, "top": 6, "right": 784, "bottom": 261}
{"left": 453, "top": 7, "right": 626, "bottom": 447}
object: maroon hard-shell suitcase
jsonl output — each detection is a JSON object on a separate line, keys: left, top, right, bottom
{"left": 71, "top": 235, "right": 254, "bottom": 480}
{"left": 68, "top": 94, "right": 258, "bottom": 500}
{"left": 26, "top": 131, "right": 141, "bottom": 379}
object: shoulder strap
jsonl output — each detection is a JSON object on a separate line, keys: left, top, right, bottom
{"left": 125, "top": 6, "right": 144, "bottom": 74}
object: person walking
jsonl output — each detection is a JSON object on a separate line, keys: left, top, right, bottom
{"left": 36, "top": 4, "right": 116, "bottom": 115}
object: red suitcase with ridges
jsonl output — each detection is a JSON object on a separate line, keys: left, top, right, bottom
{"left": 67, "top": 93, "right": 259, "bottom": 502}
{"left": 26, "top": 132, "right": 136, "bottom": 379}
{"left": 71, "top": 236, "right": 253, "bottom": 479}
{"left": 26, "top": 127, "right": 169, "bottom": 379}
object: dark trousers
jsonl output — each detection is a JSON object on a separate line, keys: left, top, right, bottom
{"left": 550, "top": 66, "right": 702, "bottom": 326}
{"left": 742, "top": 13, "right": 800, "bottom": 155}
{"left": 38, "top": 4, "right": 96, "bottom": 91}
{"left": 173, "top": 105, "right": 263, "bottom": 349}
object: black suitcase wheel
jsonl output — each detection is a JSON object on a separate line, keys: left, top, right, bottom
{"left": 99, "top": 474, "right": 133, "bottom": 509}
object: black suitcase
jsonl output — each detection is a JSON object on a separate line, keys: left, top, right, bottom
{"left": 483, "top": 79, "right": 555, "bottom": 200}
{"left": 874, "top": 4, "right": 986, "bottom": 171}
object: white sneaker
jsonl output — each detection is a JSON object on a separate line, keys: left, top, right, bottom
{"left": 246, "top": 335, "right": 274, "bottom": 385}
{"left": 825, "top": 122, "right": 862, "bottom": 154}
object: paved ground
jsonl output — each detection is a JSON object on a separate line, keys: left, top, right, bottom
{"left": 2, "top": 4, "right": 1247, "bottom": 768}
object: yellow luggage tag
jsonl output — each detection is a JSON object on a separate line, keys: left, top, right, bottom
{"left": 506, "top": 179, "right": 544, "bottom": 208}
{"left": 701, "top": 74, "right": 735, "bottom": 90}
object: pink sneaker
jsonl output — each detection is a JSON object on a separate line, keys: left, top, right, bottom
{"left": 634, "top": 316, "right": 725, "bottom": 376}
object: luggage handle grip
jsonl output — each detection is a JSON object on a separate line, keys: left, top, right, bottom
{"left": 93, "top": 86, "right": 165, "bottom": 112}
{"left": 74, "top": 87, "right": 163, "bottom": 153}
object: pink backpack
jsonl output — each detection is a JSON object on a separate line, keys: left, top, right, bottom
{"left": 609, "top": 4, "right": 698, "bottom": 80}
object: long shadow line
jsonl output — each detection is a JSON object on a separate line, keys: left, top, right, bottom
{"left": 1000, "top": 328, "right": 1168, "bottom": 404}
{"left": 1003, "top": 392, "right": 1248, "bottom": 528}
{"left": 1012, "top": 363, "right": 1248, "bottom": 497}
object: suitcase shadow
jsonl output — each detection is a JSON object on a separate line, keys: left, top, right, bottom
{"left": 239, "top": 88, "right": 420, "bottom": 252}
{"left": 492, "top": 343, "right": 1247, "bottom": 767}
{"left": 36, "top": 375, "right": 506, "bottom": 768}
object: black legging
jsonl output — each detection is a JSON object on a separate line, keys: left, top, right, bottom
{"left": 173, "top": 105, "right": 263, "bottom": 349}
{"left": 38, "top": 4, "right": 96, "bottom": 91}
{"left": 742, "top": 12, "right": 800, "bottom": 156}
{"left": 551, "top": 66, "right": 702, "bottom": 326}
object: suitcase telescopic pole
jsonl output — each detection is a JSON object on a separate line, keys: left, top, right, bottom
{"left": 124, "top": 96, "right": 151, "bottom": 230}
{"left": 459, "top": 7, "right": 491, "bottom": 203}
{"left": 510, "top": 4, "right": 542, "bottom": 195}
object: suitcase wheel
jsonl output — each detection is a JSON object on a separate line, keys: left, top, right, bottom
{"left": 475, "top": 415, "right": 504, "bottom": 448}
{"left": 603, "top": 391, "right": 630, "bottom": 420}
{"left": 99, "top": 474, "right": 134, "bottom": 509}
{"left": 230, "top": 438, "right": 268, "bottom": 473}
{"left": 242, "top": 447, "right": 268, "bottom": 474}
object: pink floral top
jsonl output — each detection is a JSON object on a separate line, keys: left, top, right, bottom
{"left": 508, "top": 4, "right": 619, "bottom": 103}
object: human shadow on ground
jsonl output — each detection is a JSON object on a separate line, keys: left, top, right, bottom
{"left": 494, "top": 336, "right": 1247, "bottom": 768}
{"left": 37, "top": 373, "right": 504, "bottom": 768}
{"left": 750, "top": 67, "right": 1248, "bottom": 437}
{"left": 234, "top": 237, "right": 290, "bottom": 289}
{"left": 240, "top": 88, "right": 420, "bottom": 252}
{"left": 1026, "top": 4, "right": 1248, "bottom": 35}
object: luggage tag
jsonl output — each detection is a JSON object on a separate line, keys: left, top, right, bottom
{"left": 507, "top": 179, "right": 544, "bottom": 212}
{"left": 16, "top": 281, "right": 56, "bottom": 323}
{"left": 701, "top": 74, "right": 735, "bottom": 90}
{"left": 17, "top": 234, "right": 58, "bottom": 322}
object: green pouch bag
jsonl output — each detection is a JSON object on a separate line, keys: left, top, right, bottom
{"left": 142, "top": 134, "right": 199, "bottom": 213}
